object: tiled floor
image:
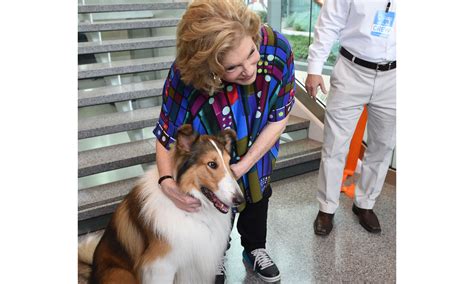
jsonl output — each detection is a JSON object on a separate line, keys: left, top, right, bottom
{"left": 225, "top": 171, "right": 396, "bottom": 283}
{"left": 79, "top": 170, "right": 395, "bottom": 283}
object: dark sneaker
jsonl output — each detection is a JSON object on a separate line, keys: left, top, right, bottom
{"left": 243, "top": 248, "right": 281, "bottom": 282}
{"left": 214, "top": 256, "right": 226, "bottom": 284}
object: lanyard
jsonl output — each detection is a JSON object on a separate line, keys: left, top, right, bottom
{"left": 385, "top": 1, "right": 391, "bottom": 12}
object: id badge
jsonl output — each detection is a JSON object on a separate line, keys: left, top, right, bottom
{"left": 371, "top": 11, "right": 395, "bottom": 38}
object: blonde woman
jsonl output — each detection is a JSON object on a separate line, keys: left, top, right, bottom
{"left": 153, "top": 0, "right": 295, "bottom": 282}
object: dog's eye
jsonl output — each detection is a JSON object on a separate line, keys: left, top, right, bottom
{"left": 207, "top": 161, "right": 218, "bottom": 169}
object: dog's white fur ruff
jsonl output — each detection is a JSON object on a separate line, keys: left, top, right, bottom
{"left": 138, "top": 167, "right": 232, "bottom": 283}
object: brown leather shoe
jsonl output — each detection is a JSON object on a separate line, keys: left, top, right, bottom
{"left": 313, "top": 211, "right": 334, "bottom": 236}
{"left": 352, "top": 204, "right": 381, "bottom": 233}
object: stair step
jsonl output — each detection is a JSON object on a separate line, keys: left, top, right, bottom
{"left": 78, "top": 56, "right": 174, "bottom": 79}
{"left": 284, "top": 115, "right": 310, "bottom": 133}
{"left": 79, "top": 110, "right": 308, "bottom": 140}
{"left": 79, "top": 36, "right": 176, "bottom": 55}
{"left": 79, "top": 138, "right": 156, "bottom": 178}
{"left": 275, "top": 138, "right": 322, "bottom": 169}
{"left": 78, "top": 2, "right": 189, "bottom": 13}
{"left": 78, "top": 138, "right": 322, "bottom": 221}
{"left": 79, "top": 79, "right": 165, "bottom": 107}
{"left": 78, "top": 18, "right": 180, "bottom": 33}
{"left": 78, "top": 116, "right": 311, "bottom": 176}
{"left": 79, "top": 178, "right": 136, "bottom": 221}
{"left": 79, "top": 106, "right": 161, "bottom": 139}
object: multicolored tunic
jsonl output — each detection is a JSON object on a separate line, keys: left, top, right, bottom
{"left": 153, "top": 25, "right": 295, "bottom": 204}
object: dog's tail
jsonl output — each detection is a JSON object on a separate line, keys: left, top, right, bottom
{"left": 78, "top": 231, "right": 103, "bottom": 282}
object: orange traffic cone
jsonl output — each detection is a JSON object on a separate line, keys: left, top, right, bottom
{"left": 341, "top": 106, "right": 368, "bottom": 199}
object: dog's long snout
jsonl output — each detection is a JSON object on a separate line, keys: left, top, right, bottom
{"left": 232, "top": 188, "right": 245, "bottom": 206}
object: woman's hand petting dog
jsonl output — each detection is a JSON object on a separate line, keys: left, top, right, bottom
{"left": 160, "top": 178, "right": 202, "bottom": 212}
{"left": 230, "top": 163, "right": 246, "bottom": 180}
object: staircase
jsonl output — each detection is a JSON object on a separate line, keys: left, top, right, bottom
{"left": 78, "top": 1, "right": 323, "bottom": 235}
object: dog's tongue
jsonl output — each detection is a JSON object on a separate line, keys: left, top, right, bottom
{"left": 201, "top": 187, "right": 229, "bottom": 214}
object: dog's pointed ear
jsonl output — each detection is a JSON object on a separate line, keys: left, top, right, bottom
{"left": 219, "top": 128, "right": 236, "bottom": 154}
{"left": 176, "top": 125, "right": 197, "bottom": 153}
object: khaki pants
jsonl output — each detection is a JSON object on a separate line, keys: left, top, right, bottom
{"left": 317, "top": 55, "right": 396, "bottom": 213}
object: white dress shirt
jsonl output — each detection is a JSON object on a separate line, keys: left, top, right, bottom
{"left": 308, "top": 0, "right": 397, "bottom": 75}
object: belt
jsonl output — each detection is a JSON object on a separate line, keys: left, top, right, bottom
{"left": 340, "top": 47, "right": 396, "bottom": 71}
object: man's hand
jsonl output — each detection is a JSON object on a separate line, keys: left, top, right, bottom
{"left": 160, "top": 178, "right": 201, "bottom": 212}
{"left": 305, "top": 74, "right": 327, "bottom": 99}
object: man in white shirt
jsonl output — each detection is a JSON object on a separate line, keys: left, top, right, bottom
{"left": 305, "top": 0, "right": 396, "bottom": 236}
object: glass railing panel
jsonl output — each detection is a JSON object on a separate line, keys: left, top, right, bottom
{"left": 278, "top": 0, "right": 340, "bottom": 74}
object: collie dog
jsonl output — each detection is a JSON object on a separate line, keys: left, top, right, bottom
{"left": 78, "top": 125, "right": 244, "bottom": 283}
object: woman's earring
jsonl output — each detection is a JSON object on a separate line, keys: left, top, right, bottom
{"left": 212, "top": 73, "right": 222, "bottom": 85}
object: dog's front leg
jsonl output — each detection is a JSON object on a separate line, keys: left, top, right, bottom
{"left": 141, "top": 258, "right": 176, "bottom": 284}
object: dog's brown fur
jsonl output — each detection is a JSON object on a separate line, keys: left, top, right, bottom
{"left": 78, "top": 125, "right": 241, "bottom": 284}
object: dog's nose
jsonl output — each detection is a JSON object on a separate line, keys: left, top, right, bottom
{"left": 232, "top": 192, "right": 245, "bottom": 205}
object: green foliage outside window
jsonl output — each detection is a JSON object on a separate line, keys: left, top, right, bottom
{"left": 284, "top": 11, "right": 319, "bottom": 32}
{"left": 283, "top": 5, "right": 340, "bottom": 68}
{"left": 285, "top": 34, "right": 340, "bottom": 67}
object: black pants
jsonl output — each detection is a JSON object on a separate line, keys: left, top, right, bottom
{"left": 236, "top": 185, "right": 272, "bottom": 252}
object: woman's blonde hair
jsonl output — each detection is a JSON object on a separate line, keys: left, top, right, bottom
{"left": 175, "top": 0, "right": 262, "bottom": 93}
